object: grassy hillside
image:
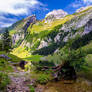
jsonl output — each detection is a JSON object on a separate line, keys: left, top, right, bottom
{"left": 9, "top": 6, "right": 92, "bottom": 68}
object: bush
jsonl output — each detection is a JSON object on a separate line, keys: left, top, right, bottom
{"left": 29, "top": 85, "right": 35, "bottom": 92}
{"left": 37, "top": 74, "right": 50, "bottom": 84}
{"left": 0, "top": 72, "right": 10, "bottom": 90}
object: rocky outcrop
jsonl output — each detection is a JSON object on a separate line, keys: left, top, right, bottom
{"left": 12, "top": 15, "right": 36, "bottom": 45}
{"left": 76, "top": 7, "right": 86, "bottom": 13}
{"left": 38, "top": 40, "right": 48, "bottom": 49}
{"left": 23, "top": 15, "right": 36, "bottom": 31}
{"left": 83, "top": 19, "right": 92, "bottom": 34}
{"left": 76, "top": 5, "right": 92, "bottom": 13}
{"left": 12, "top": 33, "right": 24, "bottom": 45}
{"left": 44, "top": 7, "right": 92, "bottom": 46}
{"left": 45, "top": 9, "right": 68, "bottom": 23}
{"left": 59, "top": 8, "right": 92, "bottom": 41}
{"left": 0, "top": 54, "right": 11, "bottom": 60}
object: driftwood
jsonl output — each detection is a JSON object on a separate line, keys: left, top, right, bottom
{"left": 41, "top": 64, "right": 62, "bottom": 71}
{"left": 39, "top": 62, "right": 77, "bottom": 80}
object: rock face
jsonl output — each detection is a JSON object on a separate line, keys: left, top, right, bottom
{"left": 41, "top": 6, "right": 92, "bottom": 50}
{"left": 60, "top": 8, "right": 92, "bottom": 38}
{"left": 76, "top": 7, "right": 86, "bottom": 13}
{"left": 45, "top": 9, "right": 68, "bottom": 23}
{"left": 12, "top": 15, "right": 36, "bottom": 45}
{"left": 76, "top": 5, "right": 92, "bottom": 13}
{"left": 38, "top": 40, "right": 48, "bottom": 49}
{"left": 12, "top": 33, "right": 24, "bottom": 45}
{"left": 23, "top": 15, "right": 36, "bottom": 31}
{"left": 83, "top": 19, "right": 92, "bottom": 34}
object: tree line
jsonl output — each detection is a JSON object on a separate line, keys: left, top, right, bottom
{"left": 0, "top": 29, "right": 12, "bottom": 52}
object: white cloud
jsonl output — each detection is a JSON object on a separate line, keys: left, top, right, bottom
{"left": 0, "top": 15, "right": 18, "bottom": 28}
{"left": 0, "top": 21, "right": 12, "bottom": 27}
{"left": 0, "top": 0, "right": 47, "bottom": 28}
{"left": 68, "top": 0, "right": 92, "bottom": 9}
{"left": 71, "top": 3, "right": 82, "bottom": 8}
{"left": 0, "top": 16, "right": 17, "bottom": 22}
{"left": 83, "top": 0, "right": 92, "bottom": 3}
{"left": 83, "top": 0, "right": 92, "bottom": 5}
{"left": 0, "top": 0, "right": 43, "bottom": 15}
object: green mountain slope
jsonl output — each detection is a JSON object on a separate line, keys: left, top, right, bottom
{"left": 8, "top": 6, "right": 92, "bottom": 59}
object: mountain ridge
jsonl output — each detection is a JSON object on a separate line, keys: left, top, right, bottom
{"left": 1, "top": 6, "right": 92, "bottom": 59}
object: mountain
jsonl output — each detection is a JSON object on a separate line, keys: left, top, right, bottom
{"left": 1, "top": 6, "right": 92, "bottom": 91}
{"left": 45, "top": 9, "right": 68, "bottom": 23}
{"left": 9, "top": 15, "right": 36, "bottom": 46}
{"left": 6, "top": 6, "right": 91, "bottom": 58}
{"left": 76, "top": 5, "right": 92, "bottom": 13}
{"left": 0, "top": 6, "right": 92, "bottom": 67}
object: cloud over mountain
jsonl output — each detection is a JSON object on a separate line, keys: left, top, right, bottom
{"left": 0, "top": 0, "right": 47, "bottom": 28}
{"left": 0, "top": 0, "right": 44, "bottom": 15}
{"left": 71, "top": 0, "right": 92, "bottom": 8}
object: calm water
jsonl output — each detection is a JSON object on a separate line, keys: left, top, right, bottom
{"left": 37, "top": 78, "right": 92, "bottom": 92}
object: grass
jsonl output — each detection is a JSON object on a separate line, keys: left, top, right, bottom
{"left": 78, "top": 54, "right": 92, "bottom": 81}
{"left": 0, "top": 58, "right": 13, "bottom": 72}
{"left": 11, "top": 46, "right": 30, "bottom": 58}
{"left": 24, "top": 54, "right": 43, "bottom": 62}
{"left": 0, "top": 52, "right": 13, "bottom": 72}
{"left": 81, "top": 41, "right": 92, "bottom": 54}
{"left": 74, "top": 5, "right": 92, "bottom": 16}
{"left": 76, "top": 41, "right": 92, "bottom": 81}
{"left": 29, "top": 15, "right": 74, "bottom": 33}
{"left": 9, "top": 30, "right": 17, "bottom": 35}
{"left": 0, "top": 72, "right": 10, "bottom": 91}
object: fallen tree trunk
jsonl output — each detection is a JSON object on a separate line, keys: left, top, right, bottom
{"left": 37, "top": 62, "right": 77, "bottom": 81}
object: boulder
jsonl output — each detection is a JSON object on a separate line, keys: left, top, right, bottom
{"left": 0, "top": 54, "right": 11, "bottom": 60}
{"left": 19, "top": 60, "right": 27, "bottom": 69}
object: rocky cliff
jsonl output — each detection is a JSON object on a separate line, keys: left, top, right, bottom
{"left": 45, "top": 9, "right": 68, "bottom": 23}
{"left": 10, "top": 15, "right": 36, "bottom": 46}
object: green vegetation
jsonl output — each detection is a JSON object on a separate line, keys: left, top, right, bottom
{"left": 29, "top": 85, "right": 35, "bottom": 92}
{"left": 0, "top": 72, "right": 10, "bottom": 91}
{"left": 0, "top": 51, "right": 22, "bottom": 63}
{"left": 0, "top": 58, "right": 13, "bottom": 72}
{"left": 2, "top": 29, "right": 12, "bottom": 52}
{"left": 37, "top": 74, "right": 50, "bottom": 84}
{"left": 25, "top": 55, "right": 43, "bottom": 62}
{"left": 29, "top": 15, "right": 73, "bottom": 33}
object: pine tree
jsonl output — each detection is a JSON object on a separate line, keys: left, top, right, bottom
{"left": 2, "top": 29, "right": 12, "bottom": 52}
{"left": 0, "top": 40, "right": 3, "bottom": 51}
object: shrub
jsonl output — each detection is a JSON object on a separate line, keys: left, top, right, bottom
{"left": 29, "top": 85, "right": 35, "bottom": 92}
{"left": 0, "top": 72, "right": 10, "bottom": 90}
{"left": 37, "top": 74, "right": 50, "bottom": 84}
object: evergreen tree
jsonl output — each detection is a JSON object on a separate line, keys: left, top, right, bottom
{"left": 0, "top": 40, "right": 3, "bottom": 51}
{"left": 2, "top": 29, "right": 12, "bottom": 52}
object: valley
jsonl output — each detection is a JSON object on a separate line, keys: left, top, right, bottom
{"left": 0, "top": 5, "right": 92, "bottom": 92}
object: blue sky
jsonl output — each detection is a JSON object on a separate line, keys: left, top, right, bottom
{"left": 0, "top": 0, "right": 92, "bottom": 28}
